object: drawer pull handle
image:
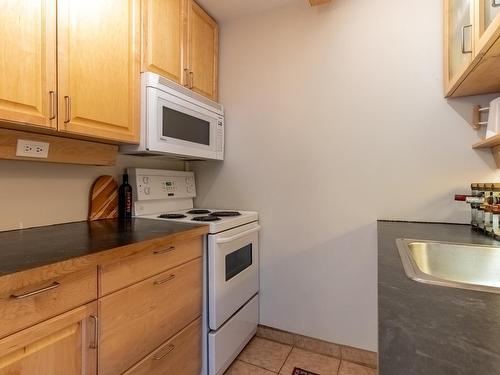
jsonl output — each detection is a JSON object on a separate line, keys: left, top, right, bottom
{"left": 10, "top": 281, "right": 60, "bottom": 299}
{"left": 49, "top": 91, "right": 56, "bottom": 120}
{"left": 89, "top": 315, "right": 98, "bottom": 349}
{"left": 153, "top": 274, "right": 176, "bottom": 286}
{"left": 153, "top": 246, "right": 175, "bottom": 255}
{"left": 64, "top": 96, "right": 71, "bottom": 123}
{"left": 153, "top": 344, "right": 175, "bottom": 360}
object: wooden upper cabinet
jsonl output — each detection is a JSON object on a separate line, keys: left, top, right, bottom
{"left": 187, "top": 1, "right": 219, "bottom": 101}
{"left": 142, "top": 0, "right": 187, "bottom": 85}
{"left": 141, "top": 0, "right": 219, "bottom": 101}
{"left": 57, "top": 0, "right": 140, "bottom": 143}
{"left": 0, "top": 0, "right": 57, "bottom": 129}
{"left": 0, "top": 303, "right": 97, "bottom": 375}
{"left": 444, "top": 0, "right": 500, "bottom": 97}
{"left": 444, "top": 0, "right": 475, "bottom": 95}
{"left": 475, "top": 0, "right": 500, "bottom": 53}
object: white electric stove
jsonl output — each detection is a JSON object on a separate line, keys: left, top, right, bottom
{"left": 128, "top": 168, "right": 260, "bottom": 375}
{"left": 139, "top": 209, "right": 258, "bottom": 234}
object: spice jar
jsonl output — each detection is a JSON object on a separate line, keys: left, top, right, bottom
{"left": 493, "top": 206, "right": 500, "bottom": 238}
{"left": 485, "top": 205, "right": 494, "bottom": 234}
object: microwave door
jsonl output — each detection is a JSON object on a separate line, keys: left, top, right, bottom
{"left": 160, "top": 106, "right": 212, "bottom": 148}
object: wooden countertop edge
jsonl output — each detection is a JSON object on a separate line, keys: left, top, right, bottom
{"left": 0, "top": 225, "right": 209, "bottom": 291}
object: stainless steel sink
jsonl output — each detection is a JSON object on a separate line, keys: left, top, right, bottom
{"left": 396, "top": 239, "right": 500, "bottom": 294}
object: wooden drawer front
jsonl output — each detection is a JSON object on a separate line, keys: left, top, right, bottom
{"left": 99, "top": 236, "right": 202, "bottom": 295}
{"left": 124, "top": 317, "right": 201, "bottom": 375}
{"left": 99, "top": 257, "right": 202, "bottom": 375}
{"left": 0, "top": 267, "right": 97, "bottom": 339}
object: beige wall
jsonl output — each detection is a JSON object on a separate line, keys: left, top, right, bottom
{"left": 0, "top": 155, "right": 183, "bottom": 231}
{"left": 193, "top": 0, "right": 500, "bottom": 351}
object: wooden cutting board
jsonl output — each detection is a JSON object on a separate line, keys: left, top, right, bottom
{"left": 88, "top": 175, "right": 118, "bottom": 221}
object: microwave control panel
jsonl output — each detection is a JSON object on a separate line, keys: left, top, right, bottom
{"left": 128, "top": 168, "right": 196, "bottom": 201}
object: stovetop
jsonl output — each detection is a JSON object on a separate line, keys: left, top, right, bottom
{"left": 138, "top": 209, "right": 258, "bottom": 234}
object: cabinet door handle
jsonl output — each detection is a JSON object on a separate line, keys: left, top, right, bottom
{"left": 153, "top": 344, "right": 175, "bottom": 360}
{"left": 10, "top": 281, "right": 60, "bottom": 299}
{"left": 153, "top": 274, "right": 175, "bottom": 286}
{"left": 461, "top": 24, "right": 473, "bottom": 54}
{"left": 49, "top": 91, "right": 56, "bottom": 120}
{"left": 89, "top": 315, "right": 98, "bottom": 349}
{"left": 183, "top": 68, "right": 190, "bottom": 87}
{"left": 64, "top": 96, "right": 71, "bottom": 123}
{"left": 189, "top": 71, "right": 194, "bottom": 89}
{"left": 493, "top": 0, "right": 500, "bottom": 7}
{"left": 153, "top": 246, "right": 175, "bottom": 255}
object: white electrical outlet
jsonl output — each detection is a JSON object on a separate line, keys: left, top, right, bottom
{"left": 16, "top": 139, "right": 50, "bottom": 159}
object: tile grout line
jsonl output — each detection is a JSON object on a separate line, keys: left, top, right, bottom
{"left": 277, "top": 343, "right": 294, "bottom": 375}
{"left": 336, "top": 357, "right": 342, "bottom": 375}
{"left": 236, "top": 358, "right": 278, "bottom": 373}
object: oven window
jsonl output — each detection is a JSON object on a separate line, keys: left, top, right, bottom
{"left": 162, "top": 107, "right": 210, "bottom": 145}
{"left": 225, "top": 244, "right": 253, "bottom": 281}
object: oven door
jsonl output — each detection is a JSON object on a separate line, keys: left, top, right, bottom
{"left": 146, "top": 86, "right": 223, "bottom": 160}
{"left": 208, "top": 221, "right": 260, "bottom": 330}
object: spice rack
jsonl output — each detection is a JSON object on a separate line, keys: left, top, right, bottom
{"left": 470, "top": 105, "right": 500, "bottom": 168}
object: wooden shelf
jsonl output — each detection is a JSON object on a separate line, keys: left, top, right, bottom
{"left": 473, "top": 135, "right": 500, "bottom": 149}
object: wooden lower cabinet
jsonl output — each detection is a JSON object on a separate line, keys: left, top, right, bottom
{"left": 0, "top": 302, "right": 97, "bottom": 375}
{"left": 124, "top": 317, "right": 202, "bottom": 375}
{"left": 98, "top": 257, "right": 202, "bottom": 375}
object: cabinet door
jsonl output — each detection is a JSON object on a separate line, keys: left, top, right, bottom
{"left": 143, "top": 0, "right": 187, "bottom": 85}
{"left": 475, "top": 0, "right": 500, "bottom": 53}
{"left": 444, "top": 0, "right": 475, "bottom": 94}
{"left": 0, "top": 303, "right": 97, "bottom": 375}
{"left": 187, "top": 1, "right": 219, "bottom": 101}
{"left": 57, "top": 0, "right": 140, "bottom": 143}
{"left": 0, "top": 0, "right": 57, "bottom": 128}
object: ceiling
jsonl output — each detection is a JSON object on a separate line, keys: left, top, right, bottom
{"left": 196, "top": 0, "right": 296, "bottom": 22}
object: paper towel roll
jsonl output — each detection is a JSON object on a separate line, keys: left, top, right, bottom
{"left": 486, "top": 97, "right": 500, "bottom": 139}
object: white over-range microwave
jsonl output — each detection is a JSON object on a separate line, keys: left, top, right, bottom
{"left": 121, "top": 72, "right": 224, "bottom": 160}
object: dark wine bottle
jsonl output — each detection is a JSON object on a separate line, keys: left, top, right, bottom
{"left": 118, "top": 172, "right": 133, "bottom": 219}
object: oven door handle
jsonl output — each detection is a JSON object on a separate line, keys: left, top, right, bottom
{"left": 216, "top": 225, "right": 261, "bottom": 244}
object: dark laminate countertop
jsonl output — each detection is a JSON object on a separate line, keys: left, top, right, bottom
{"left": 378, "top": 221, "right": 500, "bottom": 375}
{"left": 0, "top": 218, "right": 209, "bottom": 277}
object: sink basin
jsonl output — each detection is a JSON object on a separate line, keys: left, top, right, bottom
{"left": 396, "top": 239, "right": 500, "bottom": 294}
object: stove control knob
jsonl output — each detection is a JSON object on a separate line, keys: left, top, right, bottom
{"left": 144, "top": 187, "right": 151, "bottom": 195}
{"left": 142, "top": 177, "right": 150, "bottom": 184}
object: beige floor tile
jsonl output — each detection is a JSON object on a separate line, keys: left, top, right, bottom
{"left": 338, "top": 361, "right": 377, "bottom": 375}
{"left": 340, "top": 346, "right": 377, "bottom": 369}
{"left": 294, "top": 334, "right": 341, "bottom": 358}
{"left": 225, "top": 360, "right": 277, "bottom": 375}
{"left": 279, "top": 348, "right": 340, "bottom": 375}
{"left": 238, "top": 337, "right": 292, "bottom": 372}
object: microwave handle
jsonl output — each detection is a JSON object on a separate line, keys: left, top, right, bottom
{"left": 216, "top": 225, "right": 261, "bottom": 244}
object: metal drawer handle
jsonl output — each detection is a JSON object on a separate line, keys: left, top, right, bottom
{"left": 89, "top": 315, "right": 98, "bottom": 349}
{"left": 49, "top": 91, "right": 56, "bottom": 120}
{"left": 493, "top": 0, "right": 500, "bottom": 8}
{"left": 183, "top": 68, "right": 190, "bottom": 87}
{"left": 461, "top": 24, "right": 473, "bottom": 54}
{"left": 153, "top": 246, "right": 175, "bottom": 255}
{"left": 10, "top": 281, "right": 60, "bottom": 299}
{"left": 64, "top": 96, "right": 71, "bottom": 123}
{"left": 153, "top": 344, "right": 175, "bottom": 360}
{"left": 153, "top": 274, "right": 175, "bottom": 286}
{"left": 189, "top": 71, "right": 194, "bottom": 89}
{"left": 216, "top": 225, "right": 261, "bottom": 244}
